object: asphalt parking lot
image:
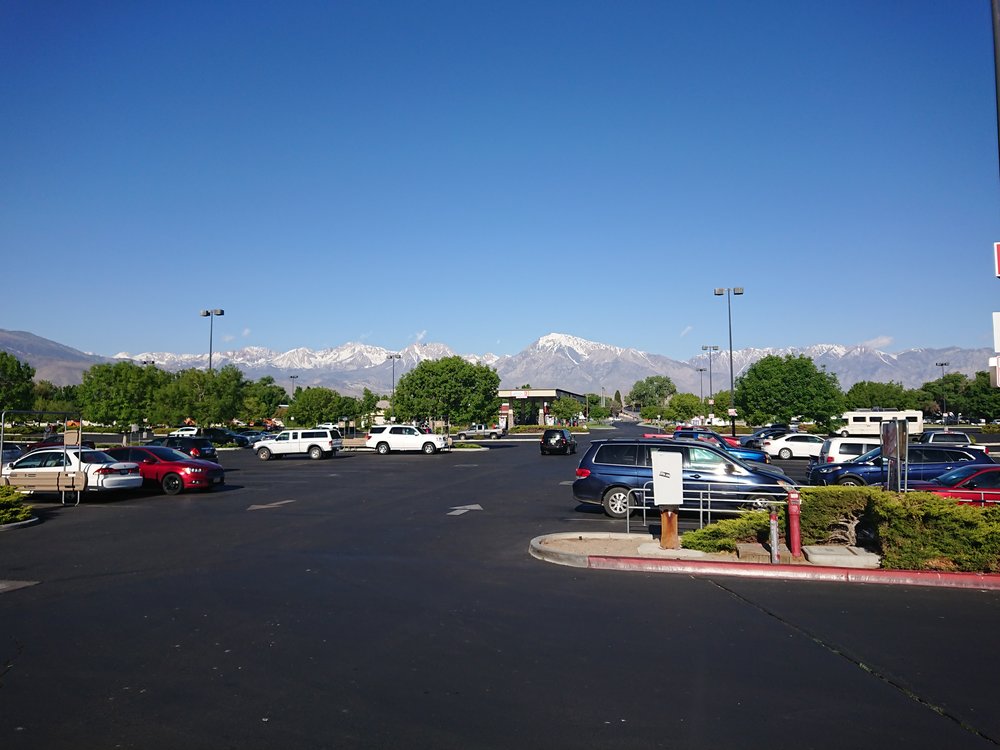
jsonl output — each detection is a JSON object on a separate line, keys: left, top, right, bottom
{"left": 2, "top": 428, "right": 1000, "bottom": 749}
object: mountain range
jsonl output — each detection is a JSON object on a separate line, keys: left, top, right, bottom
{"left": 0, "top": 329, "right": 992, "bottom": 397}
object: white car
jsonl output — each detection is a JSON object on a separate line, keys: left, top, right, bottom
{"left": 761, "top": 432, "right": 826, "bottom": 460}
{"left": 169, "top": 426, "right": 200, "bottom": 437}
{"left": 365, "top": 425, "right": 450, "bottom": 455}
{"left": 253, "top": 429, "right": 342, "bottom": 460}
{"left": 2, "top": 447, "right": 143, "bottom": 493}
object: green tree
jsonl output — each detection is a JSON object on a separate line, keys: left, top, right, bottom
{"left": 149, "top": 368, "right": 209, "bottom": 426}
{"left": 550, "top": 396, "right": 582, "bottom": 423}
{"left": 392, "top": 357, "right": 500, "bottom": 426}
{"left": 77, "top": 361, "right": 171, "bottom": 426}
{"left": 200, "top": 365, "right": 247, "bottom": 425}
{"left": 735, "top": 354, "right": 845, "bottom": 430}
{"left": 964, "top": 371, "right": 1000, "bottom": 420}
{"left": 358, "top": 388, "right": 381, "bottom": 427}
{"left": 844, "top": 381, "right": 918, "bottom": 410}
{"left": 626, "top": 376, "right": 676, "bottom": 410}
{"left": 287, "top": 386, "right": 340, "bottom": 426}
{"left": 665, "top": 392, "right": 702, "bottom": 423}
{"left": 241, "top": 376, "right": 288, "bottom": 424}
{"left": 32, "top": 380, "right": 78, "bottom": 416}
{"left": 0, "top": 352, "right": 35, "bottom": 412}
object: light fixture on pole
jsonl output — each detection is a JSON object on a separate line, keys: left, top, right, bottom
{"left": 386, "top": 353, "right": 402, "bottom": 400}
{"left": 713, "top": 287, "right": 744, "bottom": 437}
{"left": 936, "top": 361, "right": 950, "bottom": 423}
{"left": 199, "top": 309, "right": 224, "bottom": 372}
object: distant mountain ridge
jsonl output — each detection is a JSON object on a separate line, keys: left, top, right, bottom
{"left": 0, "top": 328, "right": 991, "bottom": 396}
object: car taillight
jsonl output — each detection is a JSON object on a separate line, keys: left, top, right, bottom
{"left": 825, "top": 456, "right": 834, "bottom": 463}
{"left": 94, "top": 467, "right": 115, "bottom": 475}
{"left": 575, "top": 468, "right": 591, "bottom": 478}
{"left": 191, "top": 448, "right": 201, "bottom": 457}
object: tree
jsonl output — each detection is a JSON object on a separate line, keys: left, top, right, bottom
{"left": 0, "top": 352, "right": 35, "bottom": 412}
{"left": 358, "top": 388, "right": 380, "bottom": 427}
{"left": 77, "top": 361, "right": 171, "bottom": 426}
{"left": 550, "top": 396, "right": 582, "bottom": 423}
{"left": 665, "top": 392, "right": 702, "bottom": 423}
{"left": 626, "top": 376, "right": 676, "bottom": 410}
{"left": 287, "top": 386, "right": 340, "bottom": 427}
{"left": 241, "top": 376, "right": 288, "bottom": 424}
{"left": 736, "top": 355, "right": 845, "bottom": 430}
{"left": 392, "top": 357, "right": 500, "bottom": 426}
{"left": 845, "top": 381, "right": 917, "bottom": 410}
{"left": 32, "top": 381, "right": 78, "bottom": 416}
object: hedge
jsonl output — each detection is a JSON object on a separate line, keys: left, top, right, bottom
{"left": 0, "top": 486, "right": 33, "bottom": 526}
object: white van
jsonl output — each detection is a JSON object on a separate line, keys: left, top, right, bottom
{"left": 838, "top": 410, "right": 923, "bottom": 437}
{"left": 815, "top": 437, "right": 882, "bottom": 465}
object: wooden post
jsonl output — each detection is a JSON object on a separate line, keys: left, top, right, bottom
{"left": 660, "top": 508, "right": 679, "bottom": 549}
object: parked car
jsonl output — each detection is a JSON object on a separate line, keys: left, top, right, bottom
{"left": 105, "top": 445, "right": 225, "bottom": 495}
{"left": 1, "top": 442, "right": 24, "bottom": 464}
{"left": 2, "top": 447, "right": 142, "bottom": 493}
{"left": 808, "top": 445, "right": 994, "bottom": 486}
{"left": 674, "top": 426, "right": 740, "bottom": 447}
{"left": 901, "top": 465, "right": 1000, "bottom": 506}
{"left": 912, "top": 430, "right": 986, "bottom": 453}
{"left": 254, "top": 429, "right": 342, "bottom": 460}
{"left": 145, "top": 436, "right": 219, "bottom": 463}
{"left": 811, "top": 437, "right": 882, "bottom": 467}
{"left": 365, "top": 425, "right": 450, "bottom": 455}
{"left": 573, "top": 437, "right": 795, "bottom": 519}
{"left": 168, "top": 426, "right": 200, "bottom": 437}
{"left": 671, "top": 429, "right": 771, "bottom": 464}
{"left": 198, "top": 428, "right": 250, "bottom": 447}
{"left": 23, "top": 433, "right": 96, "bottom": 453}
{"left": 540, "top": 429, "right": 577, "bottom": 455}
{"left": 740, "top": 426, "right": 789, "bottom": 449}
{"left": 761, "top": 432, "right": 826, "bottom": 460}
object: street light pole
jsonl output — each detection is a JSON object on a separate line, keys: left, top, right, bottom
{"left": 936, "top": 361, "right": 950, "bottom": 423}
{"left": 701, "top": 345, "right": 719, "bottom": 418}
{"left": 199, "top": 309, "right": 224, "bottom": 372}
{"left": 713, "top": 287, "right": 744, "bottom": 436}
{"left": 386, "top": 353, "right": 402, "bottom": 401}
{"left": 289, "top": 374, "right": 298, "bottom": 399}
{"left": 696, "top": 367, "right": 706, "bottom": 418}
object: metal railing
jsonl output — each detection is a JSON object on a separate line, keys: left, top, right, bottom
{"left": 623, "top": 479, "right": 792, "bottom": 532}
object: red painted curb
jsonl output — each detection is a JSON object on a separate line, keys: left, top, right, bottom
{"left": 587, "top": 556, "right": 1000, "bottom": 590}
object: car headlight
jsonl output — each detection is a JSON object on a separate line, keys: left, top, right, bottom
{"left": 184, "top": 467, "right": 205, "bottom": 474}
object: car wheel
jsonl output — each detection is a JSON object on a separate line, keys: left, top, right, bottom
{"left": 840, "top": 430, "right": 850, "bottom": 438}
{"left": 256, "top": 447, "right": 272, "bottom": 461}
{"left": 308, "top": 446, "right": 324, "bottom": 460}
{"left": 161, "top": 473, "right": 183, "bottom": 496}
{"left": 778, "top": 448, "right": 793, "bottom": 460}
{"left": 601, "top": 487, "right": 631, "bottom": 519}
{"left": 745, "top": 495, "right": 774, "bottom": 509}
{"left": 490, "top": 433, "right": 500, "bottom": 440}
{"left": 540, "top": 448, "right": 548, "bottom": 455}
{"left": 376, "top": 442, "right": 390, "bottom": 455}
{"left": 838, "top": 476, "right": 865, "bottom": 486}
{"left": 457, "top": 433, "right": 467, "bottom": 440}
{"left": 422, "top": 442, "right": 437, "bottom": 455}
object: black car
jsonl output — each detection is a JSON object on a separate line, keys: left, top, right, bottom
{"left": 199, "top": 427, "right": 250, "bottom": 448}
{"left": 540, "top": 429, "right": 577, "bottom": 455}
{"left": 740, "top": 426, "right": 789, "bottom": 449}
{"left": 145, "top": 436, "right": 219, "bottom": 462}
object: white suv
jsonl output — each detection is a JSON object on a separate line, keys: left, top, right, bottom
{"left": 254, "top": 429, "right": 342, "bottom": 460}
{"left": 365, "top": 425, "right": 450, "bottom": 455}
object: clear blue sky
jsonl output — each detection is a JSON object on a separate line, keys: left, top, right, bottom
{"left": 2, "top": 1, "right": 998, "bottom": 360}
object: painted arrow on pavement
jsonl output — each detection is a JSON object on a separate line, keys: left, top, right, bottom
{"left": 447, "top": 504, "right": 483, "bottom": 516}
{"left": 248, "top": 499, "right": 297, "bottom": 511}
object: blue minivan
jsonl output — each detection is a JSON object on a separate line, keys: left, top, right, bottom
{"left": 573, "top": 438, "right": 796, "bottom": 518}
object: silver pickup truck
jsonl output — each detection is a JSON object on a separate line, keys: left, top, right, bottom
{"left": 454, "top": 424, "right": 507, "bottom": 440}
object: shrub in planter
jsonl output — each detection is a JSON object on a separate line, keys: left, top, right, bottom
{"left": 797, "top": 486, "right": 878, "bottom": 547}
{"left": 0, "top": 486, "right": 33, "bottom": 526}
{"left": 871, "top": 491, "right": 1000, "bottom": 573}
{"left": 681, "top": 511, "right": 771, "bottom": 553}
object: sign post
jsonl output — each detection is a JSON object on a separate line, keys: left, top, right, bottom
{"left": 651, "top": 450, "right": 683, "bottom": 549}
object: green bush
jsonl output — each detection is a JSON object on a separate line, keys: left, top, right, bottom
{"left": 681, "top": 511, "right": 771, "bottom": 552}
{"left": 871, "top": 491, "right": 1000, "bottom": 573}
{"left": 0, "top": 486, "right": 33, "bottom": 525}
{"left": 797, "top": 486, "right": 875, "bottom": 546}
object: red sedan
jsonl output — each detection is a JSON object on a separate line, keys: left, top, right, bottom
{"left": 104, "top": 446, "right": 225, "bottom": 495}
{"left": 905, "top": 465, "right": 1000, "bottom": 507}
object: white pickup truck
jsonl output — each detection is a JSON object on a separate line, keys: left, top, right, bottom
{"left": 254, "top": 428, "right": 342, "bottom": 460}
{"left": 455, "top": 424, "right": 506, "bottom": 440}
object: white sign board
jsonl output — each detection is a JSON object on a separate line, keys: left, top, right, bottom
{"left": 993, "top": 312, "right": 1000, "bottom": 353}
{"left": 651, "top": 450, "right": 683, "bottom": 507}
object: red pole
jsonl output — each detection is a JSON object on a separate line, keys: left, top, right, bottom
{"left": 787, "top": 490, "right": 802, "bottom": 558}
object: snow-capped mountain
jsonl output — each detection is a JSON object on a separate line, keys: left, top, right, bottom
{"left": 2, "top": 328, "right": 993, "bottom": 396}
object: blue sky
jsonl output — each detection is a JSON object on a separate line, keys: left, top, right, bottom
{"left": 2, "top": 1, "right": 998, "bottom": 361}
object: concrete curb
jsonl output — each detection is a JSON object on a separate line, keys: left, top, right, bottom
{"left": 529, "top": 533, "right": 1000, "bottom": 590}
{"left": 0, "top": 516, "right": 40, "bottom": 532}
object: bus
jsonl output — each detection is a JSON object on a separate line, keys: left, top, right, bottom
{"left": 838, "top": 409, "right": 923, "bottom": 437}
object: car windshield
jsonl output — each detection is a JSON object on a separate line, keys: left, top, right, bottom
{"left": 77, "top": 450, "right": 117, "bottom": 464}
{"left": 852, "top": 447, "right": 882, "bottom": 463}
{"left": 929, "top": 465, "right": 986, "bottom": 487}
{"left": 146, "top": 446, "right": 193, "bottom": 461}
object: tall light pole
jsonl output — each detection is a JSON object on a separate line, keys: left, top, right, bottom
{"left": 386, "top": 353, "right": 402, "bottom": 401}
{"left": 713, "top": 287, "right": 744, "bottom": 436}
{"left": 696, "top": 367, "right": 706, "bottom": 418}
{"left": 701, "top": 345, "right": 719, "bottom": 415}
{"left": 199, "top": 309, "right": 224, "bottom": 372}
{"left": 936, "top": 361, "right": 950, "bottom": 423}
{"left": 289, "top": 374, "right": 298, "bottom": 398}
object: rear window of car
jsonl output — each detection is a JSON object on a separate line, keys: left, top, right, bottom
{"left": 369, "top": 427, "right": 386, "bottom": 434}
{"left": 302, "top": 431, "right": 327, "bottom": 439}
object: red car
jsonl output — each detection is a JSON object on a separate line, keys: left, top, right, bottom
{"left": 905, "top": 465, "right": 1000, "bottom": 507}
{"left": 671, "top": 426, "right": 740, "bottom": 447}
{"left": 104, "top": 446, "right": 225, "bottom": 495}
{"left": 24, "top": 433, "right": 96, "bottom": 452}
